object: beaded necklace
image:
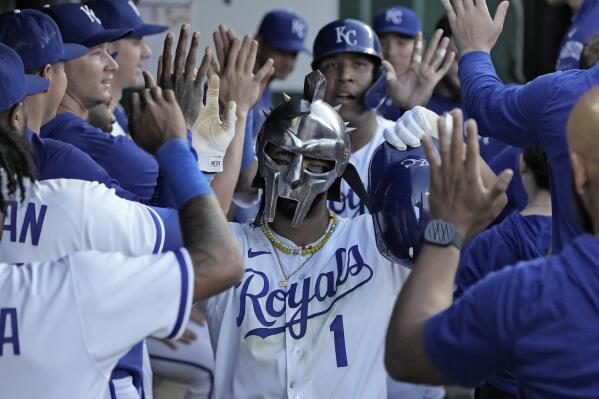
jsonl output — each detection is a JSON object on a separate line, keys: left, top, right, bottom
{"left": 259, "top": 209, "right": 337, "bottom": 255}
{"left": 260, "top": 210, "right": 338, "bottom": 288}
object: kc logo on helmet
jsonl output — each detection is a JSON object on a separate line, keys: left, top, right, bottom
{"left": 385, "top": 9, "right": 403, "bottom": 25}
{"left": 292, "top": 19, "right": 306, "bottom": 38}
{"left": 80, "top": 5, "right": 102, "bottom": 24}
{"left": 335, "top": 26, "right": 357, "bottom": 46}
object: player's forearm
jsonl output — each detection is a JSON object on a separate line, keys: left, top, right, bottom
{"left": 386, "top": 244, "right": 459, "bottom": 378}
{"left": 210, "top": 113, "right": 247, "bottom": 214}
{"left": 156, "top": 138, "right": 243, "bottom": 302}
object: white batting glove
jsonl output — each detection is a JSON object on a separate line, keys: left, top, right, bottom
{"left": 192, "top": 74, "right": 237, "bottom": 173}
{"left": 386, "top": 106, "right": 453, "bottom": 150}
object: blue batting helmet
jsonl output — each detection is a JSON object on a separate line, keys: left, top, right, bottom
{"left": 311, "top": 18, "right": 382, "bottom": 70}
{"left": 369, "top": 141, "right": 438, "bottom": 265}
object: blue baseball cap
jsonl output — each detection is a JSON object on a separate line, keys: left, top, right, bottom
{"left": 0, "top": 43, "right": 49, "bottom": 112}
{"left": 42, "top": 3, "right": 132, "bottom": 48}
{"left": 88, "top": 0, "right": 167, "bottom": 38}
{"left": 373, "top": 6, "right": 421, "bottom": 38}
{"left": 0, "top": 9, "right": 87, "bottom": 70}
{"left": 257, "top": 10, "right": 310, "bottom": 53}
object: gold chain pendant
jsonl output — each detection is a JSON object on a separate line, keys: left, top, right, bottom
{"left": 279, "top": 279, "right": 288, "bottom": 288}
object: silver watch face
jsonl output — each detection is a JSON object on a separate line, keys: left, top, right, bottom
{"left": 423, "top": 220, "right": 455, "bottom": 245}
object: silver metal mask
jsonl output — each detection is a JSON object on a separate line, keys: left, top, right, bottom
{"left": 256, "top": 71, "right": 351, "bottom": 227}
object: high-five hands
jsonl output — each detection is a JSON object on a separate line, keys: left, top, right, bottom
{"left": 192, "top": 74, "right": 237, "bottom": 173}
{"left": 440, "top": 0, "right": 509, "bottom": 56}
{"left": 158, "top": 24, "right": 212, "bottom": 128}
{"left": 383, "top": 29, "right": 456, "bottom": 110}
{"left": 422, "top": 109, "right": 512, "bottom": 241}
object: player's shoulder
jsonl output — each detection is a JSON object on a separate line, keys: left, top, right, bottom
{"left": 31, "top": 178, "right": 117, "bottom": 205}
{"left": 331, "top": 213, "right": 375, "bottom": 239}
{"left": 228, "top": 221, "right": 257, "bottom": 249}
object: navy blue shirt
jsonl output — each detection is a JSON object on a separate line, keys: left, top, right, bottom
{"left": 27, "top": 129, "right": 138, "bottom": 201}
{"left": 41, "top": 112, "right": 159, "bottom": 202}
{"left": 459, "top": 51, "right": 599, "bottom": 252}
{"left": 456, "top": 212, "right": 552, "bottom": 395}
{"left": 556, "top": 0, "right": 599, "bottom": 71}
{"left": 425, "top": 233, "right": 599, "bottom": 398}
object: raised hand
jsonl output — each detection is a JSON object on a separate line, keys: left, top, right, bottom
{"left": 422, "top": 109, "right": 512, "bottom": 240}
{"left": 383, "top": 29, "right": 456, "bottom": 110}
{"left": 157, "top": 24, "right": 212, "bottom": 128}
{"left": 192, "top": 74, "right": 237, "bottom": 173}
{"left": 129, "top": 82, "right": 187, "bottom": 155}
{"left": 216, "top": 33, "right": 274, "bottom": 116}
{"left": 385, "top": 105, "right": 452, "bottom": 150}
{"left": 440, "top": 0, "right": 509, "bottom": 56}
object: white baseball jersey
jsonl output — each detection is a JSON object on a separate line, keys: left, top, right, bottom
{"left": 0, "top": 249, "right": 193, "bottom": 398}
{"left": 202, "top": 215, "right": 410, "bottom": 399}
{"left": 0, "top": 179, "right": 165, "bottom": 263}
{"left": 329, "top": 116, "right": 393, "bottom": 218}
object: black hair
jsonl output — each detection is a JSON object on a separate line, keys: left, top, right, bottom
{"left": 435, "top": 15, "right": 452, "bottom": 39}
{"left": 523, "top": 146, "right": 550, "bottom": 190}
{"left": 0, "top": 108, "right": 37, "bottom": 213}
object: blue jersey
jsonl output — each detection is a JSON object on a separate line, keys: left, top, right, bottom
{"left": 556, "top": 0, "right": 599, "bottom": 71}
{"left": 428, "top": 90, "right": 508, "bottom": 163}
{"left": 425, "top": 233, "right": 599, "bottom": 398}
{"left": 455, "top": 212, "right": 551, "bottom": 395}
{"left": 41, "top": 112, "right": 159, "bottom": 202}
{"left": 459, "top": 51, "right": 599, "bottom": 252}
{"left": 488, "top": 146, "right": 527, "bottom": 224}
{"left": 27, "top": 129, "right": 138, "bottom": 201}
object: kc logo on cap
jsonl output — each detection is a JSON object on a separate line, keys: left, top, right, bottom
{"left": 385, "top": 8, "right": 403, "bottom": 25}
{"left": 334, "top": 26, "right": 357, "bottom": 46}
{"left": 291, "top": 18, "right": 306, "bottom": 39}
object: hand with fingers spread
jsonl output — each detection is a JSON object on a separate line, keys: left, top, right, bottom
{"left": 129, "top": 86, "right": 187, "bottom": 154}
{"left": 158, "top": 24, "right": 212, "bottom": 128}
{"left": 383, "top": 29, "right": 456, "bottom": 110}
{"left": 440, "top": 0, "right": 509, "bottom": 56}
{"left": 422, "top": 109, "right": 512, "bottom": 240}
{"left": 218, "top": 34, "right": 274, "bottom": 116}
{"left": 192, "top": 74, "right": 237, "bottom": 173}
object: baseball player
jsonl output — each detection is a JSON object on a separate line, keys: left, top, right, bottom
{"left": 439, "top": 0, "right": 599, "bottom": 253}
{"left": 306, "top": 19, "right": 453, "bottom": 218}
{"left": 39, "top": 3, "right": 159, "bottom": 201}
{"left": 0, "top": 9, "right": 139, "bottom": 201}
{"left": 87, "top": 0, "right": 167, "bottom": 137}
{"left": 372, "top": 6, "right": 422, "bottom": 121}
{"left": 0, "top": 43, "right": 243, "bottom": 398}
{"left": 199, "top": 69, "right": 427, "bottom": 398}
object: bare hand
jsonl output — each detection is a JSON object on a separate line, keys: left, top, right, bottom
{"left": 441, "top": 0, "right": 509, "bottom": 56}
{"left": 129, "top": 78, "right": 187, "bottom": 154}
{"left": 157, "top": 328, "right": 198, "bottom": 350}
{"left": 422, "top": 109, "right": 512, "bottom": 240}
{"left": 189, "top": 306, "right": 207, "bottom": 326}
{"left": 217, "top": 33, "right": 274, "bottom": 116}
{"left": 383, "top": 29, "right": 456, "bottom": 110}
{"left": 158, "top": 24, "right": 212, "bottom": 128}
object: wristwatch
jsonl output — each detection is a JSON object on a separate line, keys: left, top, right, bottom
{"left": 422, "top": 219, "right": 463, "bottom": 250}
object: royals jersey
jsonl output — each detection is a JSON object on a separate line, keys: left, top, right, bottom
{"left": 203, "top": 215, "right": 409, "bottom": 399}
{"left": 0, "top": 179, "right": 165, "bottom": 263}
{"left": 0, "top": 249, "right": 193, "bottom": 398}
{"left": 329, "top": 116, "right": 393, "bottom": 218}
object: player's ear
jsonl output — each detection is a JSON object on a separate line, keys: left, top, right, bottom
{"left": 9, "top": 102, "right": 26, "bottom": 132}
{"left": 40, "top": 64, "right": 52, "bottom": 80}
{"left": 570, "top": 152, "right": 589, "bottom": 196}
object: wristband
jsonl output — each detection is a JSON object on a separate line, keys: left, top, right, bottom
{"left": 156, "top": 138, "right": 212, "bottom": 209}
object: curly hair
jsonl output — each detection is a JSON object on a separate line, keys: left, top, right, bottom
{"left": 0, "top": 108, "right": 37, "bottom": 213}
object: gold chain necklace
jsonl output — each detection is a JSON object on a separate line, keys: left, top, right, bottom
{"left": 269, "top": 243, "right": 313, "bottom": 288}
{"left": 259, "top": 210, "right": 337, "bottom": 255}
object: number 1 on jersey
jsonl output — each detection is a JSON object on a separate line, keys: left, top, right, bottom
{"left": 329, "top": 315, "right": 348, "bottom": 367}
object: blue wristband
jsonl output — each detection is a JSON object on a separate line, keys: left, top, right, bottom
{"left": 155, "top": 138, "right": 212, "bottom": 209}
